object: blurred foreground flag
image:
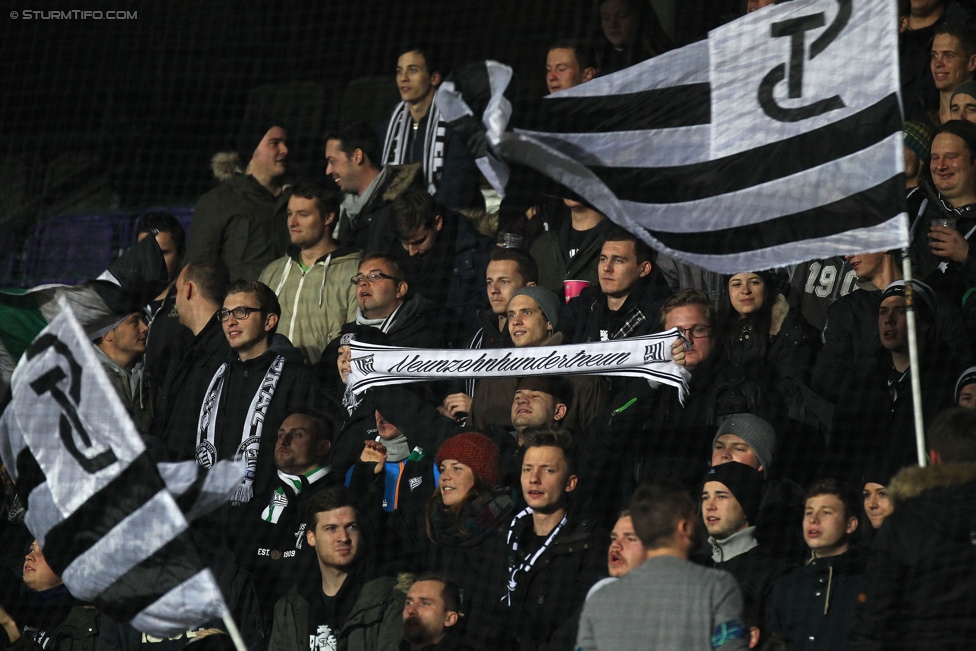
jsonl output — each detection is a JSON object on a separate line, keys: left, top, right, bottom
{"left": 0, "top": 304, "right": 242, "bottom": 636}
{"left": 437, "top": 0, "right": 908, "bottom": 273}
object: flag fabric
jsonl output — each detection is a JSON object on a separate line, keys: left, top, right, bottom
{"left": 0, "top": 304, "right": 241, "bottom": 637}
{"left": 0, "top": 233, "right": 169, "bottom": 397}
{"left": 344, "top": 330, "right": 689, "bottom": 402}
{"left": 436, "top": 0, "right": 907, "bottom": 273}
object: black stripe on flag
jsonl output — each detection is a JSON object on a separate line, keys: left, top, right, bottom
{"left": 586, "top": 93, "right": 901, "bottom": 203}
{"left": 41, "top": 451, "right": 164, "bottom": 576}
{"left": 513, "top": 83, "right": 711, "bottom": 133}
{"left": 648, "top": 178, "right": 904, "bottom": 255}
{"left": 93, "top": 530, "right": 209, "bottom": 622}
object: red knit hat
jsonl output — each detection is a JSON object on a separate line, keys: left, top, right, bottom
{"left": 435, "top": 432, "right": 501, "bottom": 487}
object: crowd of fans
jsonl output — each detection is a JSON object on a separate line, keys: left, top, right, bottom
{"left": 4, "top": 0, "right": 976, "bottom": 649}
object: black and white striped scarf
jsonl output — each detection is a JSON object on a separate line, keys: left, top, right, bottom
{"left": 382, "top": 101, "right": 446, "bottom": 196}
{"left": 501, "top": 507, "right": 567, "bottom": 606}
{"left": 196, "top": 354, "right": 285, "bottom": 505}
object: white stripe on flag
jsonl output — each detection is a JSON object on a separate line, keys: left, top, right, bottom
{"left": 654, "top": 213, "right": 909, "bottom": 272}
{"left": 621, "top": 133, "right": 903, "bottom": 232}
{"left": 515, "top": 125, "right": 712, "bottom": 168}
{"left": 24, "top": 483, "right": 60, "bottom": 546}
{"left": 131, "top": 569, "right": 228, "bottom": 638}
{"left": 157, "top": 459, "right": 244, "bottom": 523}
{"left": 61, "top": 490, "right": 187, "bottom": 601}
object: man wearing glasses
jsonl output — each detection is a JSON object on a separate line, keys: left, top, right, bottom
{"left": 347, "top": 253, "right": 442, "bottom": 348}
{"left": 193, "top": 279, "right": 318, "bottom": 507}
{"left": 630, "top": 290, "right": 773, "bottom": 492}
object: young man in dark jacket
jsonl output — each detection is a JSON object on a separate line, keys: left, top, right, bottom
{"left": 767, "top": 479, "right": 864, "bottom": 651}
{"left": 269, "top": 486, "right": 407, "bottom": 651}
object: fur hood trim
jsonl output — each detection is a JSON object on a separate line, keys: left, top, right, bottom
{"left": 381, "top": 164, "right": 423, "bottom": 201}
{"left": 460, "top": 207, "right": 498, "bottom": 238}
{"left": 889, "top": 463, "right": 976, "bottom": 507}
{"left": 211, "top": 151, "right": 244, "bottom": 181}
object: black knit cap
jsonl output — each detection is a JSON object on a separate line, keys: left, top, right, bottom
{"left": 703, "top": 462, "right": 764, "bottom": 526}
{"left": 236, "top": 113, "right": 287, "bottom": 161}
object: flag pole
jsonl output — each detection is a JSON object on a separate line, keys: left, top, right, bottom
{"left": 901, "top": 248, "right": 927, "bottom": 467}
{"left": 222, "top": 612, "right": 248, "bottom": 651}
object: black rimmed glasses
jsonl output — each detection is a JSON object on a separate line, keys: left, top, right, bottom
{"left": 218, "top": 306, "right": 265, "bottom": 322}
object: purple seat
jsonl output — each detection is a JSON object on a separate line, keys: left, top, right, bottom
{"left": 24, "top": 213, "right": 135, "bottom": 285}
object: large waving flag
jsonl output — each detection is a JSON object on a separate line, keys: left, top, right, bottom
{"left": 0, "top": 304, "right": 242, "bottom": 636}
{"left": 0, "top": 233, "right": 169, "bottom": 397}
{"left": 437, "top": 0, "right": 906, "bottom": 273}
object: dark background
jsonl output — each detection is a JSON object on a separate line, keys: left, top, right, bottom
{"left": 0, "top": 0, "right": 739, "bottom": 237}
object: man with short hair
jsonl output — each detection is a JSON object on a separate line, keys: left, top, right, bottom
{"left": 191, "top": 279, "right": 317, "bottom": 505}
{"left": 545, "top": 39, "right": 597, "bottom": 94}
{"left": 259, "top": 179, "right": 361, "bottom": 363}
{"left": 851, "top": 406, "right": 976, "bottom": 649}
{"left": 93, "top": 312, "right": 151, "bottom": 433}
{"left": 399, "top": 574, "right": 462, "bottom": 651}
{"left": 389, "top": 187, "right": 492, "bottom": 343}
{"left": 382, "top": 44, "right": 482, "bottom": 210}
{"left": 502, "top": 429, "right": 606, "bottom": 650}
{"left": 636, "top": 290, "right": 770, "bottom": 490}
{"left": 152, "top": 259, "right": 231, "bottom": 454}
{"left": 238, "top": 407, "right": 340, "bottom": 633}
{"left": 576, "top": 482, "right": 747, "bottom": 651}
{"left": 931, "top": 23, "right": 976, "bottom": 124}
{"left": 607, "top": 511, "right": 645, "bottom": 578}
{"left": 137, "top": 211, "right": 191, "bottom": 398}
{"left": 347, "top": 253, "right": 442, "bottom": 348}
{"left": 767, "top": 479, "right": 864, "bottom": 651}
{"left": 828, "top": 280, "right": 959, "bottom": 481}
{"left": 327, "top": 122, "right": 424, "bottom": 252}
{"left": 269, "top": 486, "right": 407, "bottom": 651}
{"left": 187, "top": 122, "right": 290, "bottom": 280}
{"left": 701, "top": 463, "right": 791, "bottom": 639}
{"left": 560, "top": 225, "right": 671, "bottom": 344}
{"left": 463, "top": 247, "right": 539, "bottom": 351}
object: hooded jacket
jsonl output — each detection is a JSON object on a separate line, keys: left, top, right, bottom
{"left": 530, "top": 219, "right": 612, "bottom": 298}
{"left": 336, "top": 164, "right": 425, "bottom": 253}
{"left": 259, "top": 245, "right": 361, "bottom": 364}
{"left": 850, "top": 463, "right": 976, "bottom": 651}
{"left": 187, "top": 172, "right": 290, "bottom": 280}
{"left": 557, "top": 270, "right": 673, "bottom": 344}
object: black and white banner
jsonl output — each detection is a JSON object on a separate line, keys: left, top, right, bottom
{"left": 436, "top": 0, "right": 907, "bottom": 273}
{"left": 345, "top": 329, "right": 689, "bottom": 399}
{"left": 0, "top": 305, "right": 240, "bottom": 636}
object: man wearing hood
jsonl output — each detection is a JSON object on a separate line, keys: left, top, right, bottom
{"left": 260, "top": 179, "right": 360, "bottom": 364}
{"left": 187, "top": 120, "right": 291, "bottom": 280}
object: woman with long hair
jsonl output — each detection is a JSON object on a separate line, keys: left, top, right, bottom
{"left": 422, "top": 432, "right": 516, "bottom": 650}
{"left": 719, "top": 271, "right": 817, "bottom": 416}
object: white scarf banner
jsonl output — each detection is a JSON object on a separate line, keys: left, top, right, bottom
{"left": 345, "top": 329, "right": 689, "bottom": 401}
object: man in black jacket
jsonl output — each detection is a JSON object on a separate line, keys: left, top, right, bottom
{"left": 559, "top": 226, "right": 671, "bottom": 344}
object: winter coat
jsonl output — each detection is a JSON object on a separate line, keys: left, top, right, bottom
{"left": 7, "top": 587, "right": 99, "bottom": 651}
{"left": 709, "top": 536, "right": 793, "bottom": 624}
{"left": 187, "top": 172, "right": 289, "bottom": 280}
{"left": 269, "top": 571, "right": 408, "bottom": 651}
{"left": 502, "top": 508, "right": 609, "bottom": 651}
{"left": 259, "top": 246, "right": 361, "bottom": 364}
{"left": 336, "top": 165, "right": 425, "bottom": 253}
{"left": 93, "top": 346, "right": 151, "bottom": 435}
{"left": 530, "top": 219, "right": 612, "bottom": 299}
{"left": 379, "top": 294, "right": 445, "bottom": 349}
{"left": 850, "top": 463, "right": 976, "bottom": 651}
{"left": 557, "top": 271, "right": 673, "bottom": 344}
{"left": 767, "top": 547, "right": 866, "bottom": 651}
{"left": 827, "top": 341, "right": 959, "bottom": 482}
{"left": 152, "top": 315, "right": 230, "bottom": 456}
{"left": 813, "top": 285, "right": 972, "bottom": 403}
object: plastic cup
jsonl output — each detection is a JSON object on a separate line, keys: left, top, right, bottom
{"left": 497, "top": 232, "right": 524, "bottom": 249}
{"left": 931, "top": 217, "right": 957, "bottom": 230}
{"left": 563, "top": 279, "right": 590, "bottom": 303}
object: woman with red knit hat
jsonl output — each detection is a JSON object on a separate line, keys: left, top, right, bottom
{"left": 421, "top": 432, "right": 516, "bottom": 650}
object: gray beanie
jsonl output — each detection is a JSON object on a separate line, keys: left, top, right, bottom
{"left": 713, "top": 413, "right": 776, "bottom": 471}
{"left": 510, "top": 286, "right": 560, "bottom": 328}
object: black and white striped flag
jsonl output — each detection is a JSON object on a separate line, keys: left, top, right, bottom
{"left": 0, "top": 304, "right": 243, "bottom": 636}
{"left": 437, "top": 0, "right": 907, "bottom": 273}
